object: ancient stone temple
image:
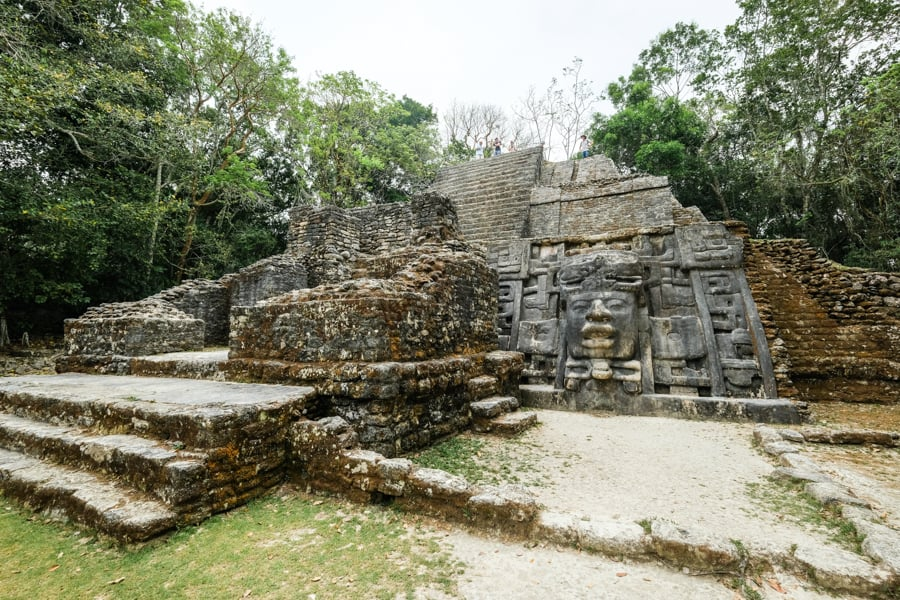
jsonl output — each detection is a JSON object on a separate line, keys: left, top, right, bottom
{"left": 4, "top": 145, "right": 899, "bottom": 543}
{"left": 429, "top": 147, "right": 794, "bottom": 420}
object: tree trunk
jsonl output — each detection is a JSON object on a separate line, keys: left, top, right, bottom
{"left": 0, "top": 316, "right": 10, "bottom": 348}
{"left": 175, "top": 205, "right": 199, "bottom": 283}
{"left": 146, "top": 160, "right": 163, "bottom": 279}
{"left": 710, "top": 172, "right": 731, "bottom": 220}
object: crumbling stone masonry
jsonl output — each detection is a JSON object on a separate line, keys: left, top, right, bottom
{"left": 58, "top": 194, "right": 518, "bottom": 455}
{"left": 11, "top": 147, "right": 900, "bottom": 546}
{"left": 744, "top": 239, "right": 900, "bottom": 404}
{"left": 430, "top": 148, "right": 900, "bottom": 407}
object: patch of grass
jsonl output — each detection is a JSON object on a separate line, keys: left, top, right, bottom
{"left": 412, "top": 436, "right": 489, "bottom": 482}
{"left": 0, "top": 489, "right": 460, "bottom": 600}
{"left": 728, "top": 577, "right": 764, "bottom": 600}
{"left": 411, "top": 433, "right": 562, "bottom": 488}
{"left": 745, "top": 477, "right": 865, "bottom": 554}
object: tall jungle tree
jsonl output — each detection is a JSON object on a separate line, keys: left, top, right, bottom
{"left": 0, "top": 0, "right": 187, "bottom": 337}
{"left": 725, "top": 0, "right": 900, "bottom": 257}
{"left": 300, "top": 71, "right": 440, "bottom": 206}
{"left": 166, "top": 7, "right": 300, "bottom": 281}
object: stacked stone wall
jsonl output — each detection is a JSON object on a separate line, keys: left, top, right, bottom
{"left": 224, "top": 254, "right": 307, "bottom": 310}
{"left": 745, "top": 239, "right": 900, "bottom": 403}
{"left": 289, "top": 414, "right": 537, "bottom": 532}
{"left": 63, "top": 298, "right": 205, "bottom": 357}
{"left": 352, "top": 203, "right": 415, "bottom": 254}
{"left": 152, "top": 279, "right": 229, "bottom": 346}
{"left": 759, "top": 241, "right": 900, "bottom": 324}
{"left": 224, "top": 351, "right": 523, "bottom": 456}
{"left": 229, "top": 245, "right": 497, "bottom": 364}
{"left": 528, "top": 178, "right": 676, "bottom": 239}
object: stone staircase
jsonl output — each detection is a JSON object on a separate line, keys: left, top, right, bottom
{"left": 0, "top": 373, "right": 315, "bottom": 542}
{"left": 467, "top": 374, "right": 537, "bottom": 435}
{"left": 428, "top": 146, "right": 543, "bottom": 246}
{"left": 745, "top": 241, "right": 900, "bottom": 403}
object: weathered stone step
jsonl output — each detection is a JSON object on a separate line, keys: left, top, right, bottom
{"left": 0, "top": 413, "right": 207, "bottom": 505}
{"left": 481, "top": 411, "right": 538, "bottom": 436}
{"left": 467, "top": 375, "right": 499, "bottom": 400}
{"left": 470, "top": 396, "right": 519, "bottom": 419}
{"left": 0, "top": 448, "right": 176, "bottom": 542}
{"left": 0, "top": 373, "right": 315, "bottom": 449}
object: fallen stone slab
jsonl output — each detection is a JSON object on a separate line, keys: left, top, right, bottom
{"left": 842, "top": 506, "right": 900, "bottom": 575}
{"left": 789, "top": 542, "right": 896, "bottom": 597}
{"left": 762, "top": 440, "right": 799, "bottom": 456}
{"left": 805, "top": 481, "right": 872, "bottom": 508}
{"left": 798, "top": 427, "right": 900, "bottom": 447}
{"left": 779, "top": 452, "right": 822, "bottom": 472}
{"left": 771, "top": 466, "right": 834, "bottom": 485}
{"left": 778, "top": 428, "right": 806, "bottom": 443}
{"left": 753, "top": 424, "right": 784, "bottom": 445}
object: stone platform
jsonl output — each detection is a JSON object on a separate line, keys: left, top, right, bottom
{"left": 0, "top": 374, "right": 315, "bottom": 541}
{"left": 520, "top": 384, "right": 805, "bottom": 423}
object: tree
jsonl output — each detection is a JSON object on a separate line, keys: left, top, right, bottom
{"left": 725, "top": 0, "right": 900, "bottom": 258}
{"left": 0, "top": 0, "right": 188, "bottom": 337}
{"left": 0, "top": 1, "right": 305, "bottom": 337}
{"left": 515, "top": 57, "right": 598, "bottom": 160}
{"left": 591, "top": 66, "right": 725, "bottom": 215}
{"left": 638, "top": 22, "right": 728, "bottom": 101}
{"left": 299, "top": 71, "right": 440, "bottom": 206}
{"left": 441, "top": 100, "right": 510, "bottom": 160}
{"left": 166, "top": 7, "right": 300, "bottom": 280}
{"left": 836, "top": 63, "right": 900, "bottom": 269}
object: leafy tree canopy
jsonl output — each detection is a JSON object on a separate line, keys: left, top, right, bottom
{"left": 299, "top": 71, "right": 440, "bottom": 206}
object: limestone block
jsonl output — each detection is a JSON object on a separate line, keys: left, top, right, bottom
{"left": 406, "top": 467, "right": 472, "bottom": 505}
{"left": 516, "top": 319, "right": 559, "bottom": 355}
{"left": 753, "top": 424, "right": 784, "bottom": 445}
{"left": 649, "top": 519, "right": 742, "bottom": 571}
{"left": 805, "top": 481, "right": 872, "bottom": 508}
{"left": 791, "top": 542, "right": 895, "bottom": 596}
{"left": 577, "top": 518, "right": 650, "bottom": 557}
{"left": 762, "top": 441, "right": 800, "bottom": 456}
{"left": 842, "top": 506, "right": 900, "bottom": 574}
{"left": 771, "top": 466, "right": 833, "bottom": 485}
{"left": 466, "top": 484, "right": 538, "bottom": 524}
{"left": 376, "top": 457, "right": 413, "bottom": 496}
{"left": 535, "top": 511, "right": 581, "bottom": 545}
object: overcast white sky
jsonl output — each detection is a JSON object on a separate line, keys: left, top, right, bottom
{"left": 200, "top": 0, "right": 741, "bottom": 122}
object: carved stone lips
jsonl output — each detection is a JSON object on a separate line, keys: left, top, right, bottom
{"left": 581, "top": 324, "right": 616, "bottom": 344}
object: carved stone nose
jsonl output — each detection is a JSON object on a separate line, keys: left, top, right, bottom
{"left": 586, "top": 301, "right": 612, "bottom": 321}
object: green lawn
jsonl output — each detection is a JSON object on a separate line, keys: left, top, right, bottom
{"left": 0, "top": 487, "right": 460, "bottom": 600}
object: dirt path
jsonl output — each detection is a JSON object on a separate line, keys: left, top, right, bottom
{"left": 429, "top": 409, "right": 897, "bottom": 599}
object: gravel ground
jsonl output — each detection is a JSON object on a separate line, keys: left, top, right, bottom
{"left": 429, "top": 409, "right": 898, "bottom": 599}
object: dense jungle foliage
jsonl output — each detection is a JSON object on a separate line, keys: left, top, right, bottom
{"left": 0, "top": 0, "right": 897, "bottom": 338}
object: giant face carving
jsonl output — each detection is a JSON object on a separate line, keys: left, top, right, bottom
{"left": 565, "top": 290, "right": 638, "bottom": 360}
{"left": 557, "top": 251, "right": 644, "bottom": 390}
